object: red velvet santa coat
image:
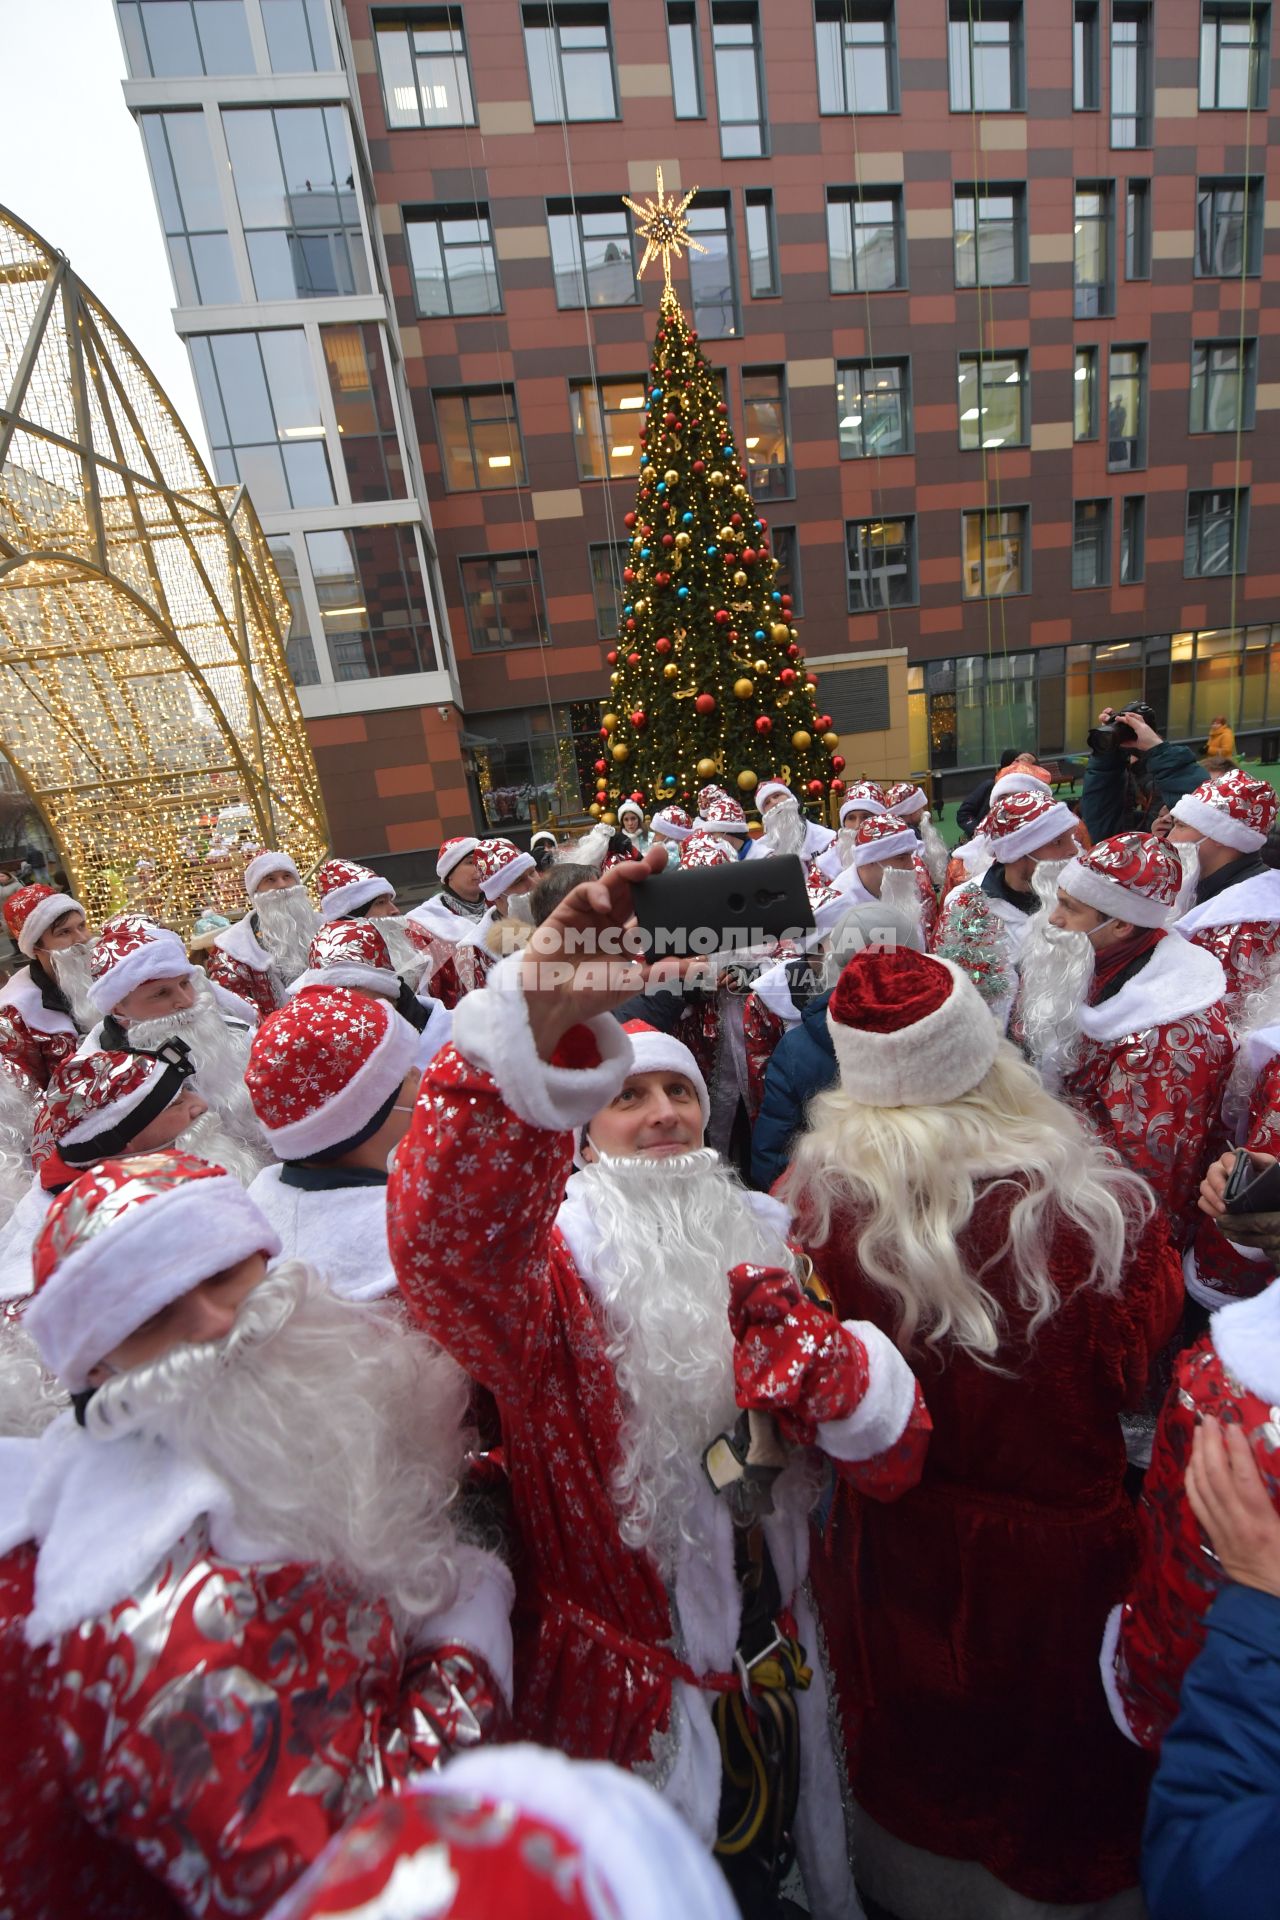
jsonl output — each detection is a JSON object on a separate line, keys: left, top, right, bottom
{"left": 1058, "top": 933, "right": 1235, "bottom": 1242}
{"left": 1109, "top": 1283, "right": 1280, "bottom": 1750}
{"left": 386, "top": 956, "right": 930, "bottom": 1918}
{"left": 1175, "top": 865, "right": 1280, "bottom": 1026}
{"left": 0, "top": 966, "right": 77, "bottom": 1089}
{"left": 805, "top": 1180, "right": 1183, "bottom": 1903}
{"left": 1185, "top": 1033, "right": 1280, "bottom": 1308}
{"left": 204, "top": 912, "right": 286, "bottom": 1023}
{"left": 0, "top": 1514, "right": 509, "bottom": 1920}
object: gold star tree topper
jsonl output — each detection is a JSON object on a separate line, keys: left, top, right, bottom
{"left": 623, "top": 167, "right": 705, "bottom": 291}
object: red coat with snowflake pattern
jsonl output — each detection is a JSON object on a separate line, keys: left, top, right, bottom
{"left": 0, "top": 1523, "right": 504, "bottom": 1920}
{"left": 203, "top": 945, "right": 279, "bottom": 1023}
{"left": 0, "top": 968, "right": 77, "bottom": 1090}
{"left": 1187, "top": 1049, "right": 1280, "bottom": 1305}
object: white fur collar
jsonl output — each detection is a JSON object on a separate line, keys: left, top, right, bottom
{"left": 408, "top": 893, "right": 479, "bottom": 943}
{"left": 1213, "top": 1281, "right": 1280, "bottom": 1405}
{"left": 554, "top": 1172, "right": 792, "bottom": 1299}
{"left": 750, "top": 958, "right": 804, "bottom": 1027}
{"left": 451, "top": 906, "right": 499, "bottom": 953}
{"left": 1243, "top": 1021, "right": 1280, "bottom": 1087}
{"left": 1176, "top": 868, "right": 1280, "bottom": 938}
{"left": 215, "top": 912, "right": 272, "bottom": 971}
{"left": 1077, "top": 933, "right": 1226, "bottom": 1045}
{"left": 829, "top": 868, "right": 873, "bottom": 905}
{"left": 246, "top": 1165, "right": 395, "bottom": 1301}
{"left": 0, "top": 968, "right": 75, "bottom": 1037}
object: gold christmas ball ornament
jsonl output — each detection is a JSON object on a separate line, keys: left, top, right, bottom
{"left": 710, "top": 470, "right": 725, "bottom": 487}
{"left": 602, "top": 811, "right": 617, "bottom": 825}
{"left": 733, "top": 569, "right": 748, "bottom": 588}
{"left": 662, "top": 662, "right": 679, "bottom": 680}
{"left": 753, "top": 658, "right": 769, "bottom": 676}
{"left": 734, "top": 483, "right": 749, "bottom": 500}
{"left": 791, "top": 730, "right": 812, "bottom": 751}
{"left": 602, "top": 713, "right": 618, "bottom": 732}
{"left": 675, "top": 531, "right": 691, "bottom": 548}
{"left": 718, "top": 525, "right": 735, "bottom": 542}
{"left": 822, "top": 730, "right": 839, "bottom": 749}
{"left": 733, "top": 677, "right": 755, "bottom": 699}
{"left": 665, "top": 468, "right": 679, "bottom": 486}
{"left": 633, "top": 598, "right": 647, "bottom": 616}
{"left": 610, "top": 673, "right": 620, "bottom": 687}
{"left": 611, "top": 742, "right": 629, "bottom": 762}
{"left": 696, "top": 756, "right": 718, "bottom": 779}
{"left": 588, "top": 802, "right": 602, "bottom": 817}
{"left": 770, "top": 622, "right": 790, "bottom": 643}
{"left": 737, "top": 769, "right": 759, "bottom": 792}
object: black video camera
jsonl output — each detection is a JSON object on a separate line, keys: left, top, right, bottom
{"left": 1087, "top": 701, "right": 1158, "bottom": 756}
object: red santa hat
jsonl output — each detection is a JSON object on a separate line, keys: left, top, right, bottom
{"left": 828, "top": 947, "right": 1001, "bottom": 1107}
{"left": 33, "top": 1043, "right": 196, "bottom": 1176}
{"left": 755, "top": 779, "right": 794, "bottom": 810}
{"left": 246, "top": 985, "right": 419, "bottom": 1161}
{"left": 990, "top": 769, "right": 1053, "bottom": 805}
{"left": 977, "top": 791, "right": 1078, "bottom": 864}
{"left": 242, "top": 848, "right": 301, "bottom": 898}
{"left": 4, "top": 883, "right": 85, "bottom": 960}
{"left": 26, "top": 1150, "right": 281, "bottom": 1391}
{"left": 1058, "top": 831, "right": 1183, "bottom": 929}
{"left": 288, "top": 918, "right": 400, "bottom": 1003}
{"left": 317, "top": 857, "right": 396, "bottom": 922}
{"left": 474, "top": 837, "right": 536, "bottom": 903}
{"left": 839, "top": 782, "right": 890, "bottom": 825}
{"left": 1171, "top": 768, "right": 1278, "bottom": 855}
{"left": 696, "top": 785, "right": 750, "bottom": 835}
{"left": 849, "top": 813, "right": 918, "bottom": 869}
{"left": 806, "top": 871, "right": 849, "bottom": 940}
{"left": 883, "top": 781, "right": 929, "bottom": 818}
{"left": 619, "top": 1019, "right": 710, "bottom": 1130}
{"left": 651, "top": 805, "right": 693, "bottom": 844}
{"left": 89, "top": 916, "right": 196, "bottom": 1015}
{"left": 437, "top": 835, "right": 480, "bottom": 885}
{"left": 679, "top": 830, "right": 734, "bottom": 869}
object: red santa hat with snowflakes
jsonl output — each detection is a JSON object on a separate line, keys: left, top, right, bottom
{"left": 1171, "top": 768, "right": 1278, "bottom": 854}
{"left": 3, "top": 883, "right": 85, "bottom": 960}
{"left": 828, "top": 946, "right": 1001, "bottom": 1107}
{"left": 33, "top": 1044, "right": 197, "bottom": 1187}
{"left": 246, "top": 984, "right": 419, "bottom": 1162}
{"left": 1058, "top": 831, "right": 1184, "bottom": 929}
{"left": 473, "top": 837, "right": 536, "bottom": 904}
{"left": 242, "top": 848, "right": 302, "bottom": 898}
{"left": 89, "top": 916, "right": 196, "bottom": 1014}
{"left": 26, "top": 1150, "right": 280, "bottom": 1391}
{"left": 316, "top": 858, "right": 396, "bottom": 923}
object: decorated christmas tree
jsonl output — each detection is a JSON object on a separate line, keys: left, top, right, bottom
{"left": 593, "top": 173, "right": 843, "bottom": 825}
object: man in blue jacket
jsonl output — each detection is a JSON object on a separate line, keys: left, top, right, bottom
{"left": 1081, "top": 705, "right": 1204, "bottom": 843}
{"left": 1143, "top": 1414, "right": 1280, "bottom": 1920}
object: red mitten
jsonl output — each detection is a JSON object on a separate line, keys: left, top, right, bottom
{"left": 728, "top": 1262, "right": 869, "bottom": 1447}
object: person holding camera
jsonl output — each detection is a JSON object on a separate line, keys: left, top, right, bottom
{"left": 1081, "top": 705, "right": 1204, "bottom": 844}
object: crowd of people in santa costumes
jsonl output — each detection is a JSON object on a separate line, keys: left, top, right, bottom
{"left": 8, "top": 750, "right": 1280, "bottom": 1918}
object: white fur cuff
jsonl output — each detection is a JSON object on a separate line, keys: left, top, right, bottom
{"left": 413, "top": 1542, "right": 515, "bottom": 1706}
{"left": 818, "top": 1320, "right": 919, "bottom": 1462}
{"left": 1098, "top": 1602, "right": 1142, "bottom": 1746}
{"left": 451, "top": 951, "right": 634, "bottom": 1133}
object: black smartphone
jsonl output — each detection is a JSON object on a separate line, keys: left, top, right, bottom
{"left": 1224, "top": 1152, "right": 1280, "bottom": 1215}
{"left": 631, "top": 853, "right": 814, "bottom": 957}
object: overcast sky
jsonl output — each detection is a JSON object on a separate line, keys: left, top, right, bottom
{"left": 0, "top": 0, "right": 210, "bottom": 458}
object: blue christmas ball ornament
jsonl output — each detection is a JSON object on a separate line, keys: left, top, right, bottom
{"left": 771, "top": 592, "right": 782, "bottom": 604}
{"left": 682, "top": 511, "right": 694, "bottom": 526}
{"left": 656, "top": 483, "right": 667, "bottom": 494}
{"left": 754, "top": 628, "right": 766, "bottom": 642}
{"left": 706, "top": 544, "right": 718, "bottom": 557}
{"left": 640, "top": 548, "right": 651, "bottom": 559}
{"left": 677, "top": 586, "right": 690, "bottom": 601}
{"left": 723, "top": 445, "right": 734, "bottom": 457}
{"left": 664, "top": 774, "right": 677, "bottom": 786}
{"left": 624, "top": 605, "right": 634, "bottom": 618}
{"left": 640, "top": 454, "right": 649, "bottom": 467}
{"left": 651, "top": 387, "right": 663, "bottom": 400}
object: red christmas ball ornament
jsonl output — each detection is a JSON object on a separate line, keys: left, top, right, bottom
{"left": 695, "top": 692, "right": 717, "bottom": 715}
{"left": 594, "top": 758, "right": 607, "bottom": 774}
{"left": 817, "top": 714, "right": 832, "bottom": 731}
{"left": 741, "top": 547, "right": 757, "bottom": 565}
{"left": 831, "top": 779, "right": 846, "bottom": 796}
{"left": 643, "top": 525, "right": 654, "bottom": 539}
{"left": 690, "top": 329, "right": 698, "bottom": 341}
{"left": 693, "top": 459, "right": 705, "bottom": 475}
{"left": 655, "top": 635, "right": 672, "bottom": 654}
{"left": 713, "top": 608, "right": 731, "bottom": 626}
{"left": 807, "top": 779, "right": 824, "bottom": 797}
{"left": 728, "top": 629, "right": 739, "bottom": 643}
{"left": 631, "top": 790, "right": 645, "bottom": 804}
{"left": 787, "top": 643, "right": 800, "bottom": 660}
{"left": 831, "top": 755, "right": 846, "bottom": 773}
{"left": 655, "top": 571, "right": 671, "bottom": 588}
{"left": 779, "top": 667, "right": 797, "bottom": 686}
{"left": 622, "top": 567, "right": 636, "bottom": 584}
{"left": 758, "top": 518, "right": 768, "bottom": 533}
{"left": 605, "top": 649, "right": 618, "bottom": 665}
{"left": 717, "top": 401, "right": 728, "bottom": 415}
{"left": 664, "top": 411, "right": 678, "bottom": 427}
{"left": 624, "top": 511, "right": 636, "bottom": 529}
{"left": 755, "top": 715, "right": 773, "bottom": 735}
{"left": 690, "top": 417, "right": 701, "bottom": 429}
{"left": 661, "top": 532, "right": 675, "bottom": 548}
{"left": 638, "top": 427, "right": 647, "bottom": 443}
{"left": 630, "top": 709, "right": 647, "bottom": 730}
{"left": 780, "top": 592, "right": 792, "bottom": 607}
{"left": 627, "top": 651, "right": 641, "bottom": 666}
{"left": 626, "top": 618, "right": 637, "bottom": 632}
{"left": 731, "top": 513, "right": 742, "bottom": 528}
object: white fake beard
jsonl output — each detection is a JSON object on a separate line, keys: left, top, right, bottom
{"left": 763, "top": 797, "right": 807, "bottom": 858}
{"left": 86, "top": 1263, "right": 471, "bottom": 1633}
{"left": 179, "top": 1108, "right": 272, "bottom": 1189}
{"left": 253, "top": 886, "right": 320, "bottom": 987}
{"left": 0, "top": 1317, "right": 67, "bottom": 1439}
{"left": 880, "top": 863, "right": 926, "bottom": 930}
{"left": 1017, "top": 917, "right": 1096, "bottom": 1086}
{"left": 1173, "top": 841, "right": 1201, "bottom": 918}
{"left": 48, "top": 940, "right": 98, "bottom": 1031}
{"left": 918, "top": 814, "right": 951, "bottom": 890}
{"left": 572, "top": 1147, "right": 796, "bottom": 1571}
{"left": 834, "top": 827, "right": 858, "bottom": 871}
{"left": 375, "top": 915, "right": 434, "bottom": 992}
{"left": 125, "top": 978, "right": 269, "bottom": 1173}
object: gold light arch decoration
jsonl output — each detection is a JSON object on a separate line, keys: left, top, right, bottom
{"left": 0, "top": 204, "right": 329, "bottom": 931}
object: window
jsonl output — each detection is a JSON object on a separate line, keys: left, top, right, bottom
{"left": 308, "top": 526, "right": 438, "bottom": 681}
{"left": 1121, "top": 496, "right": 1145, "bottom": 583}
{"left": 1108, "top": 346, "right": 1146, "bottom": 470}
{"left": 1191, "top": 339, "right": 1258, "bottom": 431}
{"left": 827, "top": 188, "right": 905, "bottom": 292}
{"left": 1125, "top": 178, "right": 1151, "bottom": 278}
{"left": 570, "top": 376, "right": 646, "bottom": 479}
{"left": 266, "top": 535, "right": 320, "bottom": 686}
{"left": 816, "top": 1, "right": 898, "bottom": 113}
{"left": 963, "top": 506, "right": 1028, "bottom": 597}
{"left": 263, "top": 0, "right": 333, "bottom": 70}
{"left": 1186, "top": 488, "right": 1249, "bottom": 576}
{"left": 846, "top": 518, "right": 916, "bottom": 611}
{"left": 1073, "top": 500, "right": 1110, "bottom": 588}
{"left": 712, "top": 3, "right": 767, "bottom": 157}
{"left": 948, "top": 2, "right": 1023, "bottom": 111}
{"left": 958, "top": 352, "right": 1027, "bottom": 449}
{"left": 953, "top": 183, "right": 1026, "bottom": 285}
{"left": 1074, "top": 1, "right": 1099, "bottom": 107}
{"left": 687, "top": 195, "right": 739, "bottom": 336}
{"left": 374, "top": 11, "right": 475, "bottom": 126}
{"left": 321, "top": 325, "right": 406, "bottom": 502}
{"left": 745, "top": 189, "right": 779, "bottom": 296}
{"left": 589, "top": 542, "right": 628, "bottom": 637}
{"left": 140, "top": 111, "right": 238, "bottom": 306}
{"left": 837, "top": 360, "right": 911, "bottom": 458}
{"left": 770, "top": 526, "right": 802, "bottom": 612}
{"left": 1074, "top": 346, "right": 1098, "bottom": 439}
{"left": 191, "top": 328, "right": 334, "bottom": 513}
{"left": 118, "top": 0, "right": 253, "bottom": 76}
{"left": 667, "top": 1, "right": 703, "bottom": 115}
{"left": 1196, "top": 177, "right": 1264, "bottom": 275}
{"left": 524, "top": 5, "right": 617, "bottom": 121}
{"left": 435, "top": 388, "right": 526, "bottom": 490}
{"left": 548, "top": 198, "right": 637, "bottom": 307}
{"left": 223, "top": 106, "right": 370, "bottom": 301}
{"left": 1111, "top": 5, "right": 1152, "bottom": 146}
{"left": 405, "top": 205, "right": 501, "bottom": 316}
{"left": 461, "top": 554, "right": 549, "bottom": 651}
{"left": 743, "top": 368, "right": 790, "bottom": 500}
{"left": 1074, "top": 181, "right": 1112, "bottom": 317}
{"left": 1201, "top": 3, "right": 1270, "bottom": 109}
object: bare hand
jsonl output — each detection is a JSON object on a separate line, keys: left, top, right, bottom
{"left": 1199, "top": 1149, "right": 1278, "bottom": 1220}
{"left": 1119, "top": 710, "right": 1162, "bottom": 751}
{"left": 1151, "top": 805, "right": 1174, "bottom": 842}
{"left": 1187, "top": 1416, "right": 1280, "bottom": 1599}
{"left": 1097, "top": 707, "right": 1117, "bottom": 726}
